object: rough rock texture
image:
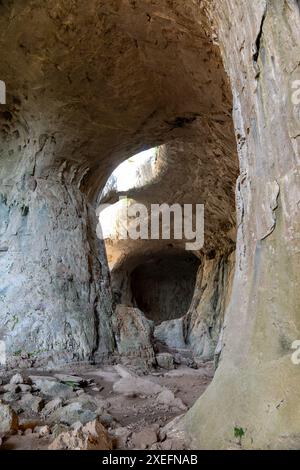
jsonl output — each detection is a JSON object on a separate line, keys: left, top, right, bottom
{"left": 185, "top": 252, "right": 235, "bottom": 361}
{"left": 112, "top": 305, "right": 155, "bottom": 369}
{"left": 186, "top": 0, "right": 300, "bottom": 450}
{"left": 48, "top": 419, "right": 112, "bottom": 450}
{"left": 0, "top": 402, "right": 19, "bottom": 437}
{"left": 0, "top": 178, "right": 114, "bottom": 364}
{"left": 2, "top": 0, "right": 298, "bottom": 452}
{"left": 154, "top": 318, "right": 186, "bottom": 350}
{"left": 0, "top": 0, "right": 237, "bottom": 365}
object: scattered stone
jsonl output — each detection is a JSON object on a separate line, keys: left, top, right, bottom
{"left": 0, "top": 403, "right": 19, "bottom": 436}
{"left": 113, "top": 427, "right": 131, "bottom": 448}
{"left": 52, "top": 423, "right": 69, "bottom": 439}
{"left": 42, "top": 397, "right": 63, "bottom": 416}
{"left": 34, "top": 425, "right": 50, "bottom": 437}
{"left": 113, "top": 376, "right": 163, "bottom": 397}
{"left": 24, "top": 428, "right": 33, "bottom": 436}
{"left": 48, "top": 419, "right": 112, "bottom": 450}
{"left": 19, "top": 393, "right": 44, "bottom": 413}
{"left": 19, "top": 384, "right": 32, "bottom": 393}
{"left": 2, "top": 383, "right": 21, "bottom": 393}
{"left": 132, "top": 427, "right": 158, "bottom": 450}
{"left": 157, "top": 389, "right": 175, "bottom": 405}
{"left": 10, "top": 373, "right": 25, "bottom": 385}
{"left": 2, "top": 391, "right": 19, "bottom": 403}
{"left": 30, "top": 377, "right": 75, "bottom": 399}
{"left": 19, "top": 419, "right": 41, "bottom": 432}
{"left": 49, "top": 402, "right": 97, "bottom": 426}
{"left": 156, "top": 353, "right": 174, "bottom": 370}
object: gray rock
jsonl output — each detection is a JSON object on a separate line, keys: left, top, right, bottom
{"left": 10, "top": 373, "right": 25, "bottom": 385}
{"left": 30, "top": 377, "right": 75, "bottom": 399}
{"left": 154, "top": 318, "right": 186, "bottom": 350}
{"left": 54, "top": 374, "right": 87, "bottom": 387}
{"left": 156, "top": 353, "right": 174, "bottom": 370}
{"left": 49, "top": 402, "right": 98, "bottom": 426}
{"left": 19, "top": 393, "right": 44, "bottom": 413}
{"left": 112, "top": 305, "right": 155, "bottom": 369}
{"left": 113, "top": 375, "right": 163, "bottom": 397}
{"left": 19, "top": 384, "right": 32, "bottom": 393}
{"left": 42, "top": 397, "right": 63, "bottom": 416}
{"left": 132, "top": 427, "right": 158, "bottom": 450}
{"left": 1, "top": 391, "right": 19, "bottom": 403}
{"left": 113, "top": 427, "right": 132, "bottom": 448}
{"left": 2, "top": 383, "right": 21, "bottom": 393}
{"left": 0, "top": 403, "right": 18, "bottom": 436}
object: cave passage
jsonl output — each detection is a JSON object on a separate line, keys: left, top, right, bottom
{"left": 130, "top": 252, "right": 200, "bottom": 325}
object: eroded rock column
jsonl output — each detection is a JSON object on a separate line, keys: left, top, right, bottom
{"left": 186, "top": 0, "right": 300, "bottom": 449}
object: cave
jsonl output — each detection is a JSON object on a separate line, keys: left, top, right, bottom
{"left": 130, "top": 252, "right": 200, "bottom": 325}
{"left": 0, "top": 0, "right": 300, "bottom": 453}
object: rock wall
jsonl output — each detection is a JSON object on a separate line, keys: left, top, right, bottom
{"left": 186, "top": 0, "right": 300, "bottom": 450}
{"left": 0, "top": 0, "right": 237, "bottom": 366}
{"left": 185, "top": 252, "right": 235, "bottom": 362}
{"left": 0, "top": 172, "right": 114, "bottom": 366}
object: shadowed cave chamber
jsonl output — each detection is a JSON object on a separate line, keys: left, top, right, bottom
{"left": 130, "top": 252, "right": 200, "bottom": 325}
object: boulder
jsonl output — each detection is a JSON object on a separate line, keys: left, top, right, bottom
{"left": 42, "top": 397, "right": 63, "bottom": 416}
{"left": 48, "top": 419, "right": 112, "bottom": 450}
{"left": 49, "top": 402, "right": 97, "bottom": 426}
{"left": 132, "top": 427, "right": 158, "bottom": 450}
{"left": 154, "top": 318, "right": 186, "bottom": 350}
{"left": 113, "top": 375, "right": 162, "bottom": 397}
{"left": 113, "top": 427, "right": 131, "bottom": 448}
{"left": 157, "top": 389, "right": 187, "bottom": 411}
{"left": 54, "top": 374, "right": 88, "bottom": 388}
{"left": 112, "top": 305, "right": 155, "bottom": 369}
{"left": 0, "top": 403, "right": 18, "bottom": 436}
{"left": 19, "top": 393, "right": 44, "bottom": 413}
{"left": 34, "top": 425, "right": 50, "bottom": 437}
{"left": 10, "top": 373, "right": 25, "bottom": 385}
{"left": 156, "top": 353, "right": 174, "bottom": 370}
{"left": 2, "top": 383, "right": 21, "bottom": 393}
{"left": 30, "top": 376, "right": 75, "bottom": 399}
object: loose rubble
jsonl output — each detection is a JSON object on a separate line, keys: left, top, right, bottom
{"left": 0, "top": 355, "right": 214, "bottom": 450}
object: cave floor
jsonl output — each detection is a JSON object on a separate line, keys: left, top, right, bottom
{"left": 0, "top": 361, "right": 214, "bottom": 450}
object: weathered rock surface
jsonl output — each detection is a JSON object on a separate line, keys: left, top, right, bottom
{"left": 156, "top": 353, "right": 175, "bottom": 370}
{"left": 49, "top": 402, "right": 97, "bottom": 426}
{"left": 185, "top": 252, "right": 235, "bottom": 361}
{"left": 30, "top": 376, "right": 75, "bottom": 399}
{"left": 112, "top": 305, "right": 155, "bottom": 369}
{"left": 48, "top": 419, "right": 112, "bottom": 451}
{"left": 154, "top": 318, "right": 186, "bottom": 350}
{"left": 0, "top": 0, "right": 236, "bottom": 367}
{"left": 0, "top": 402, "right": 18, "bottom": 437}
{"left": 186, "top": 0, "right": 300, "bottom": 450}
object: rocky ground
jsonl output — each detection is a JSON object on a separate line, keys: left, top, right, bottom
{"left": 0, "top": 354, "right": 213, "bottom": 451}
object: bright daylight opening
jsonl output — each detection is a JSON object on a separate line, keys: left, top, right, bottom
{"left": 98, "top": 148, "right": 158, "bottom": 241}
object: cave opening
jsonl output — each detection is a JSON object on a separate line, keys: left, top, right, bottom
{"left": 130, "top": 252, "right": 200, "bottom": 325}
